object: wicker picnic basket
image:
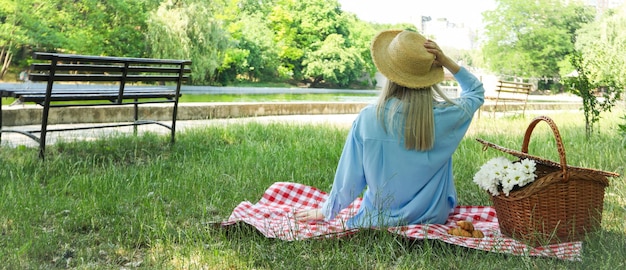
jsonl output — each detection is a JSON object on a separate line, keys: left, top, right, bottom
{"left": 476, "top": 116, "right": 620, "bottom": 246}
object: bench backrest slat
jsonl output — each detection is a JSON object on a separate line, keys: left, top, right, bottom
{"left": 496, "top": 81, "right": 533, "bottom": 94}
{"left": 28, "top": 52, "right": 191, "bottom": 86}
{"left": 29, "top": 74, "right": 190, "bottom": 82}
{"left": 34, "top": 52, "right": 192, "bottom": 65}
{"left": 23, "top": 52, "right": 192, "bottom": 104}
{"left": 31, "top": 63, "right": 192, "bottom": 74}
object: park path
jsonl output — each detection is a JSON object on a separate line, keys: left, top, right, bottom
{"left": 0, "top": 114, "right": 359, "bottom": 148}
{"left": 1, "top": 109, "right": 582, "bottom": 149}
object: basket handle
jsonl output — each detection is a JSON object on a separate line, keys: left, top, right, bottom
{"left": 521, "top": 116, "right": 569, "bottom": 181}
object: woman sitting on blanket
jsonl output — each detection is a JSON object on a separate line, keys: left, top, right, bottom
{"left": 295, "top": 30, "right": 485, "bottom": 227}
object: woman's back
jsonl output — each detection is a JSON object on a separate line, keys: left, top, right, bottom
{"left": 333, "top": 67, "right": 484, "bottom": 227}
{"left": 296, "top": 29, "right": 485, "bottom": 227}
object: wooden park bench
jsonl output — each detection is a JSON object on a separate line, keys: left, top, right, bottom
{"left": 492, "top": 80, "right": 533, "bottom": 116}
{"left": 0, "top": 52, "right": 191, "bottom": 159}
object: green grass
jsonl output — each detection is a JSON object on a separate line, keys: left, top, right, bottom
{"left": 1, "top": 110, "right": 625, "bottom": 269}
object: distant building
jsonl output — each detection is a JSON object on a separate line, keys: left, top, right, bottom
{"left": 413, "top": 15, "right": 480, "bottom": 50}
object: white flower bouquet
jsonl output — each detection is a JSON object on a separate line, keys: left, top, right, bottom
{"left": 473, "top": 157, "right": 537, "bottom": 196}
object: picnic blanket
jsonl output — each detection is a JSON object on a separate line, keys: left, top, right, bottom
{"left": 221, "top": 182, "right": 582, "bottom": 261}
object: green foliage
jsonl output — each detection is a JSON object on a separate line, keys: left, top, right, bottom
{"left": 302, "top": 34, "right": 364, "bottom": 87}
{"left": 145, "top": 0, "right": 231, "bottom": 85}
{"left": 344, "top": 16, "right": 379, "bottom": 82}
{"left": 13, "top": 1, "right": 63, "bottom": 53}
{"left": 562, "top": 51, "right": 623, "bottom": 138}
{"left": 265, "top": 0, "right": 373, "bottom": 87}
{"left": 34, "top": 0, "right": 151, "bottom": 56}
{"left": 0, "top": 0, "right": 32, "bottom": 78}
{"left": 574, "top": 5, "right": 626, "bottom": 88}
{"left": 1, "top": 0, "right": 407, "bottom": 87}
{"left": 482, "top": 0, "right": 594, "bottom": 78}
{"left": 0, "top": 0, "right": 158, "bottom": 78}
{"left": 562, "top": 4, "right": 626, "bottom": 140}
{"left": 218, "top": 6, "right": 282, "bottom": 84}
{"left": 54, "top": 0, "right": 149, "bottom": 56}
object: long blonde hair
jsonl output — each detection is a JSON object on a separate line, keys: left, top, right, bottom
{"left": 376, "top": 80, "right": 456, "bottom": 151}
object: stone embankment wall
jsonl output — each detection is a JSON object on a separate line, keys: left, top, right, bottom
{"left": 1, "top": 101, "right": 582, "bottom": 126}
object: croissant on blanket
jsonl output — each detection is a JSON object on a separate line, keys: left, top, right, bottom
{"left": 447, "top": 221, "right": 484, "bottom": 238}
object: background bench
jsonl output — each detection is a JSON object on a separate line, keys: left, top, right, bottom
{"left": 492, "top": 80, "right": 533, "bottom": 116}
{"left": 0, "top": 52, "right": 191, "bottom": 159}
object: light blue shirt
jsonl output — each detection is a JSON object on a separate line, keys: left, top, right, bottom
{"left": 321, "top": 67, "right": 485, "bottom": 228}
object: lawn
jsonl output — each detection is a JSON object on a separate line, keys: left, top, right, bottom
{"left": 0, "top": 110, "right": 625, "bottom": 269}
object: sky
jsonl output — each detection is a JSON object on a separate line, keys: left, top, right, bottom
{"left": 338, "top": 0, "right": 497, "bottom": 29}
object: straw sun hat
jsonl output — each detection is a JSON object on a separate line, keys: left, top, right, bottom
{"left": 371, "top": 30, "right": 444, "bottom": 88}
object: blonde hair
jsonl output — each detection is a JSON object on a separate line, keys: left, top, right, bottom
{"left": 376, "top": 80, "right": 456, "bottom": 151}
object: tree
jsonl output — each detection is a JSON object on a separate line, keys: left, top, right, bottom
{"left": 55, "top": 0, "right": 151, "bottom": 57}
{"left": 562, "top": 52, "right": 622, "bottom": 138}
{"left": 574, "top": 5, "right": 626, "bottom": 88}
{"left": 343, "top": 15, "right": 379, "bottom": 87}
{"left": 145, "top": 0, "right": 231, "bottom": 85}
{"left": 20, "top": 1, "right": 68, "bottom": 53}
{"left": 1, "top": 0, "right": 391, "bottom": 88}
{"left": 302, "top": 34, "right": 363, "bottom": 87}
{"left": 269, "top": 0, "right": 365, "bottom": 86}
{"left": 0, "top": 0, "right": 32, "bottom": 79}
{"left": 482, "top": 0, "right": 594, "bottom": 79}
{"left": 216, "top": 0, "right": 282, "bottom": 84}
{"left": 561, "top": 5, "right": 626, "bottom": 138}
{"left": 1, "top": 0, "right": 160, "bottom": 79}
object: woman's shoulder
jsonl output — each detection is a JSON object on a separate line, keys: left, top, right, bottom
{"left": 363, "top": 103, "right": 377, "bottom": 111}
{"left": 357, "top": 103, "right": 377, "bottom": 116}
{"left": 353, "top": 104, "right": 381, "bottom": 126}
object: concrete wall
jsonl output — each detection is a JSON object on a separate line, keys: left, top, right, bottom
{"left": 1, "top": 102, "right": 370, "bottom": 126}
{"left": 1, "top": 101, "right": 584, "bottom": 127}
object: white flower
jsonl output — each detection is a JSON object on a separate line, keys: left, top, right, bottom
{"left": 472, "top": 157, "right": 537, "bottom": 196}
{"left": 502, "top": 169, "right": 524, "bottom": 196}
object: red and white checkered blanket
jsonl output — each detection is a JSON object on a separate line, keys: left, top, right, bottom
{"left": 221, "top": 182, "right": 582, "bottom": 261}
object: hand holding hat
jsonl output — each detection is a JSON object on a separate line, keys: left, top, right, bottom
{"left": 423, "top": 39, "right": 460, "bottom": 74}
{"left": 371, "top": 30, "right": 457, "bottom": 88}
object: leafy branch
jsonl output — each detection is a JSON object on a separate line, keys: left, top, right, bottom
{"left": 563, "top": 51, "right": 623, "bottom": 138}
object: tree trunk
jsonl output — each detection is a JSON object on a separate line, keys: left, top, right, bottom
{"left": 0, "top": 46, "right": 13, "bottom": 80}
{"left": 309, "top": 76, "right": 323, "bottom": 88}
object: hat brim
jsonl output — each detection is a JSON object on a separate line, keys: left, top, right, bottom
{"left": 371, "top": 30, "right": 444, "bottom": 88}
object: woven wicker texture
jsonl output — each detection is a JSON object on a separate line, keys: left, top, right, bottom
{"left": 477, "top": 116, "right": 619, "bottom": 246}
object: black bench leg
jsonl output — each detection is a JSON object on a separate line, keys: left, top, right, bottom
{"left": 171, "top": 99, "right": 179, "bottom": 145}
{"left": 39, "top": 105, "right": 51, "bottom": 159}
{"left": 170, "top": 111, "right": 177, "bottom": 144}
{"left": 133, "top": 100, "right": 138, "bottom": 136}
